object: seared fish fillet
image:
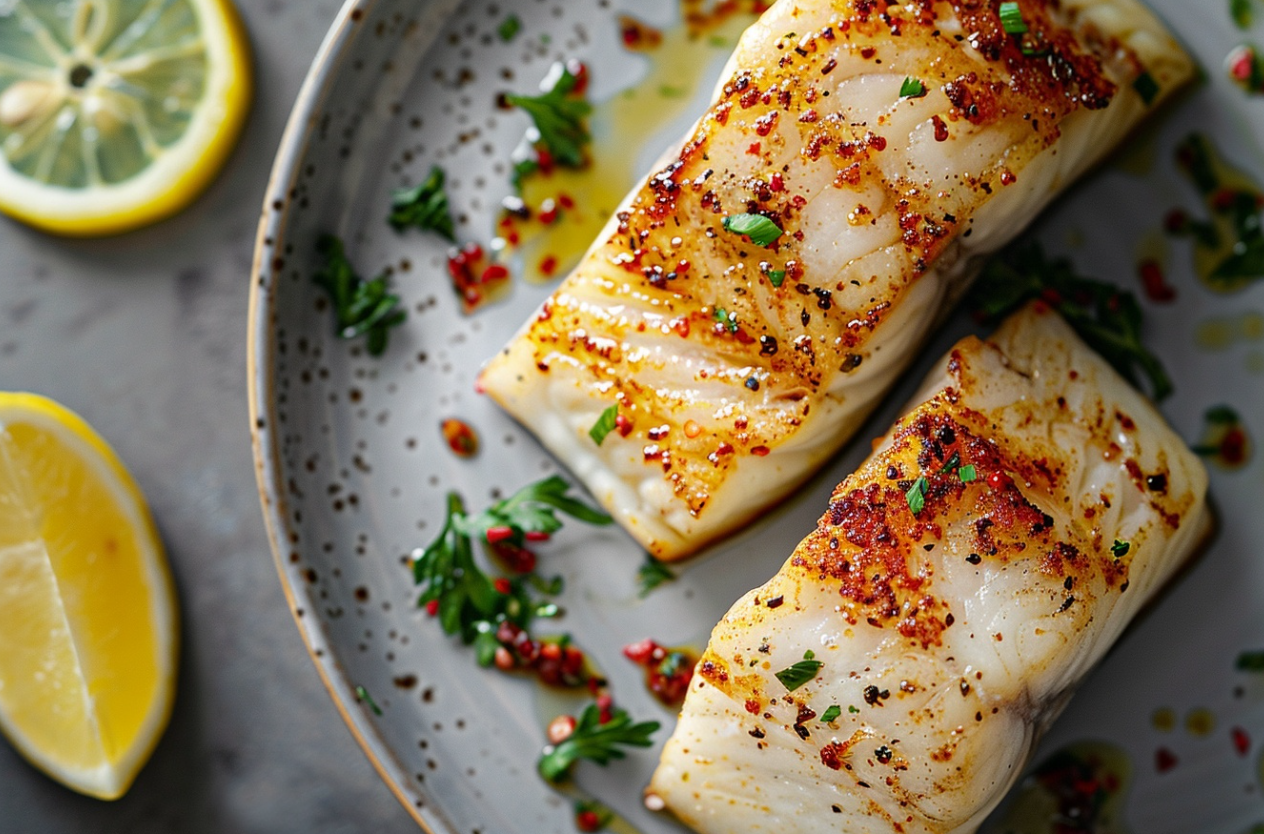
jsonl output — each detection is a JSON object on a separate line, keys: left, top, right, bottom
{"left": 646, "top": 303, "right": 1212, "bottom": 834}
{"left": 479, "top": 0, "right": 1193, "bottom": 560}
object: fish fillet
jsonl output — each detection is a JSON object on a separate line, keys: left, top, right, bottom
{"left": 479, "top": 0, "right": 1193, "bottom": 560}
{"left": 646, "top": 303, "right": 1212, "bottom": 834}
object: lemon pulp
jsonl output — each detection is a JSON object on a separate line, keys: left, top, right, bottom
{"left": 0, "top": 393, "right": 177, "bottom": 799}
{"left": 0, "top": 0, "right": 251, "bottom": 235}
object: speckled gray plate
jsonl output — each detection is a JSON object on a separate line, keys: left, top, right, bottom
{"left": 249, "top": 2, "right": 1264, "bottom": 832}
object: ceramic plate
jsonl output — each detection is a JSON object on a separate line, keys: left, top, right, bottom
{"left": 249, "top": 1, "right": 1264, "bottom": 832}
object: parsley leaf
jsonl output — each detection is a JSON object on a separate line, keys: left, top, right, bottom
{"left": 714, "top": 306, "right": 739, "bottom": 333}
{"left": 722, "top": 213, "right": 783, "bottom": 247}
{"left": 388, "top": 166, "right": 456, "bottom": 240}
{"left": 1232, "top": 0, "right": 1254, "bottom": 29}
{"left": 905, "top": 476, "right": 928, "bottom": 515}
{"left": 538, "top": 703, "right": 660, "bottom": 782}
{"left": 775, "top": 650, "right": 823, "bottom": 691}
{"left": 970, "top": 242, "right": 1173, "bottom": 401}
{"left": 1133, "top": 71, "right": 1160, "bottom": 106}
{"left": 589, "top": 405, "right": 619, "bottom": 446}
{"left": 1111, "top": 539, "right": 1131, "bottom": 558}
{"left": 498, "top": 14, "right": 522, "bottom": 41}
{"left": 506, "top": 64, "right": 593, "bottom": 168}
{"left": 355, "top": 685, "right": 383, "bottom": 716}
{"left": 999, "top": 1, "right": 1028, "bottom": 35}
{"left": 461, "top": 475, "right": 613, "bottom": 544}
{"left": 900, "top": 77, "right": 927, "bottom": 98}
{"left": 637, "top": 556, "right": 676, "bottom": 597}
{"left": 768, "top": 269, "right": 786, "bottom": 287}
{"left": 1236, "top": 650, "right": 1264, "bottom": 671}
{"left": 820, "top": 705, "right": 842, "bottom": 723}
{"left": 313, "top": 234, "right": 406, "bottom": 356}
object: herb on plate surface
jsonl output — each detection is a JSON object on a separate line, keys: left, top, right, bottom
{"left": 538, "top": 701, "right": 660, "bottom": 782}
{"left": 506, "top": 63, "right": 593, "bottom": 169}
{"left": 313, "top": 234, "right": 406, "bottom": 356}
{"left": 775, "top": 650, "right": 824, "bottom": 692}
{"left": 388, "top": 165, "right": 456, "bottom": 240}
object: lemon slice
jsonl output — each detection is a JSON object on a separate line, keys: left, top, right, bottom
{"left": 0, "top": 393, "right": 177, "bottom": 799}
{"left": 0, "top": 0, "right": 252, "bottom": 236}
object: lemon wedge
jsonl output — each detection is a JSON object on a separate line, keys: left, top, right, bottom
{"left": 0, "top": 0, "right": 252, "bottom": 236}
{"left": 0, "top": 393, "right": 177, "bottom": 799}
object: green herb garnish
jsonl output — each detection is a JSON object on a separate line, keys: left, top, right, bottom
{"left": 355, "top": 685, "right": 383, "bottom": 716}
{"left": 768, "top": 269, "right": 786, "bottom": 287}
{"left": 1111, "top": 539, "right": 1131, "bottom": 558}
{"left": 970, "top": 242, "right": 1172, "bottom": 400}
{"left": 958, "top": 464, "right": 978, "bottom": 483}
{"left": 722, "top": 213, "right": 784, "bottom": 247}
{"left": 462, "top": 475, "right": 613, "bottom": 544}
{"left": 1133, "top": 71, "right": 1160, "bottom": 106}
{"left": 313, "top": 234, "right": 406, "bottom": 356}
{"left": 637, "top": 556, "right": 676, "bottom": 597}
{"left": 905, "top": 476, "right": 929, "bottom": 515}
{"left": 388, "top": 165, "right": 456, "bottom": 240}
{"left": 498, "top": 14, "right": 522, "bottom": 41}
{"left": 848, "top": 705, "right": 860, "bottom": 714}
{"left": 775, "top": 650, "right": 823, "bottom": 692}
{"left": 506, "top": 64, "right": 593, "bottom": 168}
{"left": 1232, "top": 0, "right": 1254, "bottom": 29}
{"left": 999, "top": 1, "right": 1028, "bottom": 35}
{"left": 900, "top": 77, "right": 927, "bottom": 98}
{"left": 538, "top": 703, "right": 660, "bottom": 782}
{"left": 820, "top": 705, "right": 842, "bottom": 723}
{"left": 589, "top": 404, "right": 619, "bottom": 446}
{"left": 714, "top": 306, "right": 739, "bottom": 333}
{"left": 1236, "top": 650, "right": 1264, "bottom": 671}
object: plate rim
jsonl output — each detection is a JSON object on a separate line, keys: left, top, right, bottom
{"left": 245, "top": 0, "right": 436, "bottom": 830}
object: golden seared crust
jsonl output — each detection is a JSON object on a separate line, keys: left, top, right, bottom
{"left": 480, "top": 0, "right": 1193, "bottom": 559}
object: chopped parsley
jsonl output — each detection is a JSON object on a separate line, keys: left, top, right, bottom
{"left": 971, "top": 242, "right": 1173, "bottom": 400}
{"left": 999, "top": 1, "right": 1028, "bottom": 35}
{"left": 506, "top": 64, "right": 592, "bottom": 169}
{"left": 775, "top": 650, "right": 823, "bottom": 692}
{"left": 355, "top": 685, "right": 383, "bottom": 716}
{"left": 1232, "top": 0, "right": 1254, "bottom": 29}
{"left": 538, "top": 703, "right": 660, "bottom": 782}
{"left": 589, "top": 404, "right": 619, "bottom": 446}
{"left": 637, "top": 556, "right": 676, "bottom": 597}
{"left": 722, "top": 213, "right": 783, "bottom": 247}
{"left": 905, "top": 476, "right": 929, "bottom": 515}
{"left": 461, "top": 475, "right": 613, "bottom": 543}
{"left": 388, "top": 165, "right": 456, "bottom": 240}
{"left": 819, "top": 705, "right": 842, "bottom": 723}
{"left": 714, "top": 306, "right": 739, "bottom": 333}
{"left": 767, "top": 269, "right": 786, "bottom": 287}
{"left": 958, "top": 464, "right": 978, "bottom": 483}
{"left": 899, "top": 77, "right": 927, "bottom": 99}
{"left": 1236, "top": 650, "right": 1264, "bottom": 671}
{"left": 1111, "top": 539, "right": 1131, "bottom": 558}
{"left": 1133, "top": 71, "right": 1160, "bottom": 106}
{"left": 848, "top": 705, "right": 860, "bottom": 714}
{"left": 313, "top": 234, "right": 406, "bottom": 356}
{"left": 498, "top": 14, "right": 522, "bottom": 41}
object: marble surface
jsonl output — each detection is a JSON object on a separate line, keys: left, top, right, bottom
{"left": 0, "top": 1, "right": 417, "bottom": 831}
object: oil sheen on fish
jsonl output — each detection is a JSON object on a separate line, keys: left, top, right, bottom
{"left": 646, "top": 303, "right": 1213, "bottom": 834}
{"left": 478, "top": 0, "right": 1193, "bottom": 560}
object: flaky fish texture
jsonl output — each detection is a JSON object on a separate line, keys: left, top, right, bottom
{"left": 646, "top": 303, "right": 1212, "bottom": 834}
{"left": 479, "top": 0, "right": 1194, "bottom": 560}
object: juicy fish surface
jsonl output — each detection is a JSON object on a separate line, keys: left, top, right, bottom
{"left": 479, "top": 0, "right": 1193, "bottom": 560}
{"left": 647, "top": 303, "right": 1212, "bottom": 834}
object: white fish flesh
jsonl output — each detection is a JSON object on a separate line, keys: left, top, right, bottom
{"left": 646, "top": 303, "right": 1213, "bottom": 834}
{"left": 478, "top": 0, "right": 1193, "bottom": 560}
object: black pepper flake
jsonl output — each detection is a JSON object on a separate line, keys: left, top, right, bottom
{"left": 832, "top": 805, "right": 842, "bottom": 813}
{"left": 801, "top": 309, "right": 811, "bottom": 325}
{"left": 1057, "top": 596, "right": 1075, "bottom": 613}
{"left": 745, "top": 377, "right": 761, "bottom": 391}
{"left": 862, "top": 685, "right": 890, "bottom": 706}
{"left": 875, "top": 745, "right": 893, "bottom": 764}
{"left": 750, "top": 727, "right": 766, "bottom": 738}
{"left": 966, "top": 553, "right": 981, "bottom": 565}
{"left": 1063, "top": 576, "right": 1074, "bottom": 590}
{"left": 945, "top": 612, "right": 954, "bottom": 627}
{"left": 960, "top": 680, "right": 970, "bottom": 696}
{"left": 760, "top": 335, "right": 779, "bottom": 356}
{"left": 794, "top": 723, "right": 811, "bottom": 740}
{"left": 766, "top": 595, "right": 784, "bottom": 609}
{"left": 1146, "top": 473, "right": 1168, "bottom": 493}
{"left": 886, "top": 465, "right": 899, "bottom": 480}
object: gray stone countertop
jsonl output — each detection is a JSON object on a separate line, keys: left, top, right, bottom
{"left": 0, "top": 2, "right": 418, "bottom": 831}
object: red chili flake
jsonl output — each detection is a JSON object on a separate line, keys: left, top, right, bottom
{"left": 1138, "top": 259, "right": 1176, "bottom": 302}
{"left": 440, "top": 418, "right": 479, "bottom": 457}
{"left": 615, "top": 413, "right": 634, "bottom": 437}
{"left": 486, "top": 525, "right": 514, "bottom": 544}
{"left": 536, "top": 148, "right": 555, "bottom": 174}
{"left": 623, "top": 638, "right": 657, "bottom": 664}
{"left": 568, "top": 60, "right": 589, "bottom": 95}
{"left": 861, "top": 46, "right": 876, "bottom": 59}
{"left": 1213, "top": 188, "right": 1239, "bottom": 211}
{"left": 1155, "top": 747, "right": 1178, "bottom": 773}
{"left": 671, "top": 317, "right": 690, "bottom": 337}
{"left": 548, "top": 714, "right": 577, "bottom": 744}
{"left": 425, "top": 599, "right": 440, "bottom": 616}
{"left": 987, "top": 471, "right": 1012, "bottom": 491}
{"left": 1231, "top": 47, "right": 1257, "bottom": 82}
{"left": 525, "top": 530, "right": 551, "bottom": 542}
{"left": 1222, "top": 427, "right": 1248, "bottom": 465}
{"left": 540, "top": 255, "right": 559, "bottom": 276}
{"left": 538, "top": 200, "right": 560, "bottom": 225}
{"left": 676, "top": 259, "right": 691, "bottom": 273}
{"left": 480, "top": 264, "right": 509, "bottom": 284}
{"left": 1233, "top": 726, "right": 1251, "bottom": 756}
{"left": 576, "top": 810, "right": 602, "bottom": 832}
{"left": 932, "top": 115, "right": 949, "bottom": 142}
{"left": 751, "top": 445, "right": 771, "bottom": 457}
{"left": 1000, "top": 170, "right": 1017, "bottom": 186}
{"left": 490, "top": 540, "right": 537, "bottom": 573}
{"left": 596, "top": 693, "right": 614, "bottom": 723}
{"left": 493, "top": 577, "right": 512, "bottom": 595}
{"left": 747, "top": 141, "right": 762, "bottom": 155}
{"left": 558, "top": 193, "right": 575, "bottom": 209}
{"left": 769, "top": 172, "right": 785, "bottom": 192}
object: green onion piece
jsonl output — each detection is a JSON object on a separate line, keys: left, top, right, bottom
{"left": 355, "top": 685, "right": 383, "bottom": 716}
{"left": 722, "top": 213, "right": 784, "bottom": 247}
{"left": 1133, "top": 71, "right": 1160, "bottom": 106}
{"left": 820, "top": 705, "right": 842, "bottom": 723}
{"left": 999, "top": 1, "right": 1028, "bottom": 35}
{"left": 775, "top": 650, "right": 824, "bottom": 692}
{"left": 905, "top": 476, "right": 929, "bottom": 515}
{"left": 958, "top": 464, "right": 978, "bottom": 483}
{"left": 900, "top": 77, "right": 927, "bottom": 98}
{"left": 589, "top": 405, "right": 619, "bottom": 446}
{"left": 1111, "top": 539, "right": 1131, "bottom": 558}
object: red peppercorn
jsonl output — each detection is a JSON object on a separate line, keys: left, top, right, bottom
{"left": 494, "top": 646, "right": 515, "bottom": 671}
{"left": 425, "top": 599, "right": 440, "bottom": 616}
{"left": 524, "top": 530, "right": 551, "bottom": 542}
{"left": 624, "top": 638, "right": 658, "bottom": 664}
{"left": 987, "top": 471, "right": 1012, "bottom": 491}
{"left": 493, "top": 577, "right": 512, "bottom": 595}
{"left": 541, "top": 642, "right": 563, "bottom": 662}
{"left": 485, "top": 525, "right": 514, "bottom": 544}
{"left": 576, "top": 810, "right": 602, "bottom": 832}
{"left": 615, "top": 413, "right": 634, "bottom": 437}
